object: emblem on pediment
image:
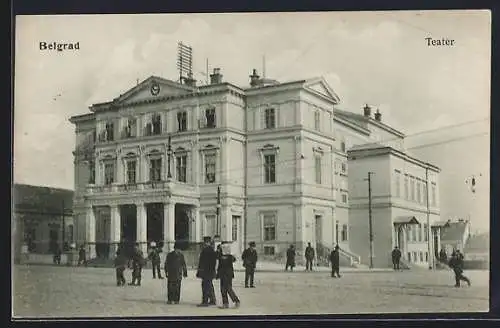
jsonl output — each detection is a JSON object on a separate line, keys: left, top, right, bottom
{"left": 150, "top": 82, "right": 160, "bottom": 96}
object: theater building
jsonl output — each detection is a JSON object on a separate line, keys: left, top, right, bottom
{"left": 70, "top": 68, "right": 441, "bottom": 267}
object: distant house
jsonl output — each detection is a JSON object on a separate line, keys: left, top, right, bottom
{"left": 12, "top": 184, "right": 74, "bottom": 263}
{"left": 439, "top": 219, "right": 471, "bottom": 255}
{"left": 464, "top": 232, "right": 489, "bottom": 261}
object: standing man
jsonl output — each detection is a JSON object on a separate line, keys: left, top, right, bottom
{"left": 196, "top": 237, "right": 217, "bottom": 306}
{"left": 148, "top": 242, "right": 163, "bottom": 279}
{"left": 329, "top": 245, "right": 341, "bottom": 278}
{"left": 285, "top": 245, "right": 296, "bottom": 271}
{"left": 305, "top": 242, "right": 315, "bottom": 271}
{"left": 448, "top": 249, "right": 471, "bottom": 287}
{"left": 129, "top": 243, "right": 145, "bottom": 286}
{"left": 216, "top": 243, "right": 241, "bottom": 309}
{"left": 242, "top": 241, "right": 258, "bottom": 288}
{"left": 391, "top": 246, "right": 402, "bottom": 270}
{"left": 114, "top": 250, "right": 127, "bottom": 286}
{"left": 164, "top": 241, "right": 188, "bottom": 304}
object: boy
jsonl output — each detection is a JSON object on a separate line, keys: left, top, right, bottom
{"left": 216, "top": 244, "right": 241, "bottom": 309}
{"left": 114, "top": 250, "right": 127, "bottom": 286}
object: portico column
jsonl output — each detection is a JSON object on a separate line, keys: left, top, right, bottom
{"left": 163, "top": 200, "right": 175, "bottom": 253}
{"left": 86, "top": 205, "right": 96, "bottom": 259}
{"left": 136, "top": 202, "right": 147, "bottom": 255}
{"left": 191, "top": 206, "right": 201, "bottom": 242}
{"left": 109, "top": 204, "right": 121, "bottom": 257}
{"left": 402, "top": 226, "right": 408, "bottom": 260}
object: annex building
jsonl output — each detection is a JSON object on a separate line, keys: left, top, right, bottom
{"left": 70, "top": 68, "right": 442, "bottom": 268}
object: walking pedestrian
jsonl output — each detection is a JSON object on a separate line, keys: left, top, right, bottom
{"left": 391, "top": 246, "right": 402, "bottom": 270}
{"left": 329, "top": 245, "right": 341, "bottom": 278}
{"left": 216, "top": 243, "right": 241, "bottom": 309}
{"left": 53, "top": 246, "right": 62, "bottom": 265}
{"left": 285, "top": 245, "right": 296, "bottom": 271}
{"left": 439, "top": 248, "right": 448, "bottom": 264}
{"left": 448, "top": 249, "right": 471, "bottom": 287}
{"left": 148, "top": 242, "right": 163, "bottom": 279}
{"left": 114, "top": 250, "right": 127, "bottom": 286}
{"left": 164, "top": 241, "right": 188, "bottom": 304}
{"left": 78, "top": 244, "right": 87, "bottom": 266}
{"left": 305, "top": 242, "right": 315, "bottom": 271}
{"left": 196, "top": 237, "right": 217, "bottom": 306}
{"left": 128, "top": 243, "right": 145, "bottom": 286}
{"left": 242, "top": 241, "right": 258, "bottom": 288}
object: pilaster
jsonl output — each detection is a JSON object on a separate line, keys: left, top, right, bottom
{"left": 163, "top": 200, "right": 176, "bottom": 253}
{"left": 109, "top": 204, "right": 121, "bottom": 257}
{"left": 136, "top": 202, "right": 148, "bottom": 255}
{"left": 86, "top": 205, "right": 96, "bottom": 259}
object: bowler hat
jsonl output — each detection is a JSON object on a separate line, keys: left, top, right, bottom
{"left": 249, "top": 241, "right": 256, "bottom": 247}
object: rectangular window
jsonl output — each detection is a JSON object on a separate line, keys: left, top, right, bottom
{"left": 340, "top": 141, "right": 346, "bottom": 152}
{"left": 315, "top": 156, "right": 322, "bottom": 184}
{"left": 341, "top": 193, "right": 348, "bottom": 204}
{"left": 149, "top": 158, "right": 162, "bottom": 182}
{"left": 394, "top": 171, "right": 401, "bottom": 197}
{"left": 205, "top": 153, "right": 216, "bottom": 184}
{"left": 424, "top": 224, "right": 428, "bottom": 242}
{"left": 88, "top": 161, "right": 95, "bottom": 184}
{"left": 205, "top": 108, "right": 216, "bottom": 128}
{"left": 410, "top": 178, "right": 415, "bottom": 201}
{"left": 423, "top": 184, "right": 428, "bottom": 204}
{"left": 126, "top": 160, "right": 136, "bottom": 184}
{"left": 341, "top": 162, "right": 347, "bottom": 174}
{"left": 407, "top": 226, "right": 412, "bottom": 242}
{"left": 334, "top": 160, "right": 339, "bottom": 174}
{"left": 341, "top": 224, "right": 348, "bottom": 241}
{"left": 404, "top": 176, "right": 409, "bottom": 200}
{"left": 263, "top": 214, "right": 276, "bottom": 241}
{"left": 314, "top": 111, "right": 320, "bottom": 131}
{"left": 412, "top": 225, "right": 417, "bottom": 241}
{"left": 124, "top": 118, "right": 136, "bottom": 138}
{"left": 152, "top": 114, "right": 162, "bottom": 135}
{"left": 264, "top": 154, "right": 276, "bottom": 184}
{"left": 431, "top": 183, "right": 437, "bottom": 206}
{"left": 176, "top": 154, "right": 187, "bottom": 183}
{"left": 104, "top": 162, "right": 115, "bottom": 185}
{"left": 264, "top": 246, "right": 275, "bottom": 256}
{"left": 67, "top": 225, "right": 74, "bottom": 243}
{"left": 231, "top": 216, "right": 239, "bottom": 241}
{"left": 105, "top": 122, "right": 114, "bottom": 141}
{"left": 177, "top": 111, "right": 187, "bottom": 132}
{"left": 265, "top": 108, "right": 276, "bottom": 129}
{"left": 417, "top": 181, "right": 421, "bottom": 203}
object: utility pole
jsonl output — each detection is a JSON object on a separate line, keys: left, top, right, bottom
{"left": 425, "top": 166, "right": 432, "bottom": 269}
{"left": 335, "top": 220, "right": 339, "bottom": 245}
{"left": 62, "top": 200, "right": 66, "bottom": 251}
{"left": 365, "top": 172, "right": 375, "bottom": 269}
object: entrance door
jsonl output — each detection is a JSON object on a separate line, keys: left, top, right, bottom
{"left": 49, "top": 227, "right": 59, "bottom": 253}
{"left": 175, "top": 204, "right": 190, "bottom": 248}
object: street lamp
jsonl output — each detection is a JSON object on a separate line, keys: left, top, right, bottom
{"left": 216, "top": 185, "right": 221, "bottom": 238}
{"left": 335, "top": 220, "right": 339, "bottom": 245}
{"left": 167, "top": 135, "right": 172, "bottom": 180}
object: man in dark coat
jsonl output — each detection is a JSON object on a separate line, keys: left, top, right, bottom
{"left": 448, "top": 249, "right": 471, "bottom": 287}
{"left": 439, "top": 248, "right": 448, "bottom": 263}
{"left": 148, "top": 242, "right": 163, "bottom": 279}
{"left": 216, "top": 243, "right": 241, "bottom": 309}
{"left": 391, "top": 246, "right": 402, "bottom": 270}
{"left": 329, "top": 245, "right": 341, "bottom": 278}
{"left": 78, "top": 244, "right": 87, "bottom": 266}
{"left": 241, "top": 241, "right": 258, "bottom": 288}
{"left": 164, "top": 241, "right": 188, "bottom": 304}
{"left": 114, "top": 250, "right": 127, "bottom": 286}
{"left": 305, "top": 242, "right": 315, "bottom": 271}
{"left": 285, "top": 245, "right": 296, "bottom": 271}
{"left": 196, "top": 237, "right": 217, "bottom": 306}
{"left": 128, "top": 243, "right": 145, "bottom": 286}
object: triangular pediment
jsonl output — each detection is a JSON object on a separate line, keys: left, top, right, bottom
{"left": 113, "top": 76, "right": 195, "bottom": 105}
{"left": 304, "top": 77, "right": 340, "bottom": 104}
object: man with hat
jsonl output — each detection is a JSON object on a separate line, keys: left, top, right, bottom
{"left": 148, "top": 241, "right": 163, "bottom": 279}
{"left": 241, "top": 241, "right": 258, "bottom": 288}
{"left": 216, "top": 243, "right": 241, "bottom": 309}
{"left": 329, "top": 245, "right": 341, "bottom": 278}
{"left": 164, "top": 241, "right": 188, "bottom": 304}
{"left": 196, "top": 236, "right": 218, "bottom": 306}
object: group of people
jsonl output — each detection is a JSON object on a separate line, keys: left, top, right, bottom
{"left": 285, "top": 242, "right": 342, "bottom": 278}
{"left": 391, "top": 246, "right": 471, "bottom": 287}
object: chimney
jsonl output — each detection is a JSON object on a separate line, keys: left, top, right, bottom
{"left": 374, "top": 109, "right": 382, "bottom": 121}
{"left": 184, "top": 72, "right": 197, "bottom": 87}
{"left": 363, "top": 104, "right": 371, "bottom": 117}
{"left": 249, "top": 69, "right": 260, "bottom": 87}
{"left": 210, "top": 68, "right": 223, "bottom": 84}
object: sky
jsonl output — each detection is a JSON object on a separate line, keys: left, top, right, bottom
{"left": 14, "top": 11, "right": 491, "bottom": 233}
